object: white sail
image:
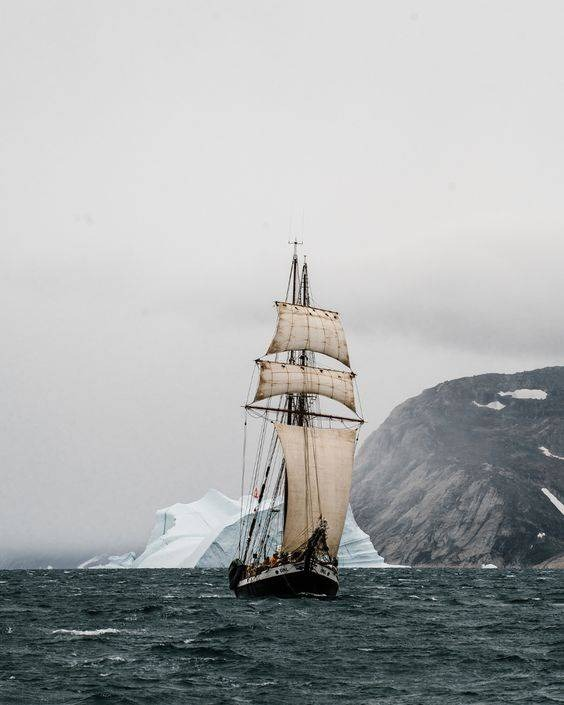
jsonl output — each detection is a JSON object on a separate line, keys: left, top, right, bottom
{"left": 254, "top": 361, "right": 356, "bottom": 412}
{"left": 274, "top": 423, "right": 357, "bottom": 556}
{"left": 267, "top": 302, "right": 350, "bottom": 367}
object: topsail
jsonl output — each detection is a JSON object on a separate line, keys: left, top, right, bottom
{"left": 254, "top": 360, "right": 356, "bottom": 412}
{"left": 266, "top": 302, "right": 351, "bottom": 367}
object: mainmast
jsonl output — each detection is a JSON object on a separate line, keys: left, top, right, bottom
{"left": 286, "top": 238, "right": 303, "bottom": 427}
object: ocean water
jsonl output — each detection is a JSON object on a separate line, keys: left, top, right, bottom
{"left": 0, "top": 569, "right": 562, "bottom": 705}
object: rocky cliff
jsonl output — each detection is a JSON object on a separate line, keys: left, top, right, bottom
{"left": 351, "top": 366, "right": 564, "bottom": 567}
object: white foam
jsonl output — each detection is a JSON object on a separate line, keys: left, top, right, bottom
{"left": 472, "top": 400, "right": 506, "bottom": 411}
{"left": 539, "top": 446, "right": 564, "bottom": 461}
{"left": 52, "top": 628, "right": 120, "bottom": 637}
{"left": 498, "top": 389, "right": 547, "bottom": 400}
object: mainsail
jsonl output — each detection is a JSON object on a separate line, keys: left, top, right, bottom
{"left": 253, "top": 361, "right": 356, "bottom": 412}
{"left": 267, "top": 302, "right": 351, "bottom": 367}
{"left": 274, "top": 423, "right": 357, "bottom": 556}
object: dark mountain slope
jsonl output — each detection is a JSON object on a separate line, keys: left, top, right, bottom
{"left": 351, "top": 367, "right": 564, "bottom": 567}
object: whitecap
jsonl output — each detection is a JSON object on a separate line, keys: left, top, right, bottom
{"left": 52, "top": 628, "right": 120, "bottom": 637}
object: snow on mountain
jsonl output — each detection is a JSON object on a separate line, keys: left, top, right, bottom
{"left": 541, "top": 488, "right": 564, "bottom": 517}
{"left": 539, "top": 446, "right": 564, "bottom": 461}
{"left": 81, "top": 490, "right": 397, "bottom": 569}
{"left": 498, "top": 389, "right": 547, "bottom": 400}
{"left": 472, "top": 400, "right": 506, "bottom": 411}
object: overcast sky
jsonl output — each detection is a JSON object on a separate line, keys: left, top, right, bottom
{"left": 1, "top": 1, "right": 563, "bottom": 563}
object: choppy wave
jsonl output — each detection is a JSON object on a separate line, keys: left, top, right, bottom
{"left": 0, "top": 568, "right": 562, "bottom": 704}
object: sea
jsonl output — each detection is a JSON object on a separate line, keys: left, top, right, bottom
{"left": 1, "top": 568, "right": 562, "bottom": 705}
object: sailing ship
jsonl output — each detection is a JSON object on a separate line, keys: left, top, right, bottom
{"left": 228, "top": 242, "right": 364, "bottom": 597}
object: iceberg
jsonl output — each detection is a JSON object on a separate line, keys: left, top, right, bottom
{"left": 198, "top": 503, "right": 395, "bottom": 568}
{"left": 80, "top": 490, "right": 399, "bottom": 569}
{"left": 133, "top": 490, "right": 241, "bottom": 568}
{"left": 78, "top": 552, "right": 136, "bottom": 570}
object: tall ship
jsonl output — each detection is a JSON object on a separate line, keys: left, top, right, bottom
{"left": 228, "top": 243, "right": 364, "bottom": 597}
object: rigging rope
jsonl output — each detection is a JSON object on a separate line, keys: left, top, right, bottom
{"left": 237, "top": 415, "right": 248, "bottom": 555}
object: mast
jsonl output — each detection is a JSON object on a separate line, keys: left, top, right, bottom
{"left": 296, "top": 256, "right": 309, "bottom": 426}
{"left": 286, "top": 239, "right": 302, "bottom": 426}
{"left": 284, "top": 239, "right": 302, "bottom": 531}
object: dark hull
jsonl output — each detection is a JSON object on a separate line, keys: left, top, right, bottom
{"left": 233, "top": 563, "right": 338, "bottom": 598}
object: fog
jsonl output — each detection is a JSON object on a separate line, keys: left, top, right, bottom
{"left": 1, "top": 1, "right": 563, "bottom": 563}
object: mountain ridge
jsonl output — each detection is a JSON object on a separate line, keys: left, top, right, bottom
{"left": 351, "top": 366, "right": 564, "bottom": 567}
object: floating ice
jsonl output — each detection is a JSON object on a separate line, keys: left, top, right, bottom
{"left": 498, "top": 389, "right": 547, "bottom": 400}
{"left": 539, "top": 446, "right": 564, "bottom": 461}
{"left": 472, "top": 400, "right": 506, "bottom": 411}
